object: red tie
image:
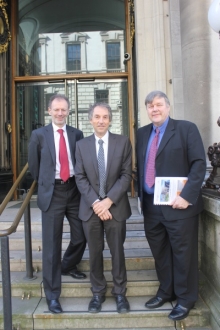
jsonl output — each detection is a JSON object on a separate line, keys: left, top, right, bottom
{"left": 145, "top": 128, "right": 160, "bottom": 188}
{"left": 57, "top": 129, "right": 70, "bottom": 182}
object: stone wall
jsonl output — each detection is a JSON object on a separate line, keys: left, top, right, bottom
{"left": 199, "top": 195, "right": 220, "bottom": 330}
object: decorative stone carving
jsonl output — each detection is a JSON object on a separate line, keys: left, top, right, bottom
{"left": 204, "top": 117, "right": 220, "bottom": 191}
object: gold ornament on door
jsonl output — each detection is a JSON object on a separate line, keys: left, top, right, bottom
{"left": 0, "top": 0, "right": 11, "bottom": 53}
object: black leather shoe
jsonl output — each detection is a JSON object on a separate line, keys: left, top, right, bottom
{"left": 46, "top": 299, "right": 63, "bottom": 314}
{"left": 168, "top": 304, "right": 192, "bottom": 321}
{"left": 115, "top": 295, "right": 130, "bottom": 313}
{"left": 61, "top": 269, "right": 86, "bottom": 279}
{"left": 145, "top": 296, "right": 172, "bottom": 309}
{"left": 88, "top": 295, "right": 105, "bottom": 313}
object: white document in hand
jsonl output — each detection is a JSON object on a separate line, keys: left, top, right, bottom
{"left": 154, "top": 177, "right": 188, "bottom": 205}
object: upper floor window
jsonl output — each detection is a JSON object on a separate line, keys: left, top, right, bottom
{"left": 106, "top": 42, "right": 120, "bottom": 69}
{"left": 95, "top": 89, "right": 109, "bottom": 103}
{"left": 67, "top": 44, "right": 81, "bottom": 71}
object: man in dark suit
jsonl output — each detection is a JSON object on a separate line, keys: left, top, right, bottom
{"left": 136, "top": 91, "right": 206, "bottom": 321}
{"left": 75, "top": 103, "right": 132, "bottom": 314}
{"left": 28, "top": 94, "right": 86, "bottom": 314}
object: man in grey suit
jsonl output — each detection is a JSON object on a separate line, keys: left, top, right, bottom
{"left": 75, "top": 103, "right": 132, "bottom": 314}
{"left": 28, "top": 94, "right": 86, "bottom": 314}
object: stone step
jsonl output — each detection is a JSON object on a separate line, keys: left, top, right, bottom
{"left": 0, "top": 270, "right": 207, "bottom": 299}
{"left": 1, "top": 217, "right": 144, "bottom": 232}
{"left": 0, "top": 198, "right": 144, "bottom": 233}
{"left": 0, "top": 270, "right": 159, "bottom": 298}
{"left": 175, "top": 328, "right": 211, "bottom": 330}
{"left": 12, "top": 223, "right": 145, "bottom": 234}
{"left": 0, "top": 248, "right": 154, "bottom": 272}
{"left": 0, "top": 296, "right": 210, "bottom": 330}
{"left": 0, "top": 199, "right": 213, "bottom": 330}
{"left": 7, "top": 230, "right": 149, "bottom": 251}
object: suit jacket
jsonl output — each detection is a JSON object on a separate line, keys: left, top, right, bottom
{"left": 75, "top": 132, "right": 132, "bottom": 221}
{"left": 28, "top": 123, "right": 83, "bottom": 212}
{"left": 136, "top": 118, "right": 206, "bottom": 220}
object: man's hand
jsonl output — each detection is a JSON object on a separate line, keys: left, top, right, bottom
{"left": 93, "top": 197, "right": 113, "bottom": 220}
{"left": 99, "top": 210, "right": 112, "bottom": 221}
{"left": 170, "top": 196, "right": 189, "bottom": 209}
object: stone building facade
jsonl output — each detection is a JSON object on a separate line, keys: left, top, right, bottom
{"left": 0, "top": 1, "right": 220, "bottom": 328}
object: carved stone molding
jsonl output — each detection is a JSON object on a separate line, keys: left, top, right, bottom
{"left": 0, "top": 0, "right": 11, "bottom": 53}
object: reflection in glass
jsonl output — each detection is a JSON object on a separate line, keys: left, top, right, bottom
{"left": 95, "top": 90, "right": 109, "bottom": 103}
{"left": 67, "top": 44, "right": 81, "bottom": 72}
{"left": 19, "top": 31, "right": 125, "bottom": 76}
{"left": 18, "top": 0, "right": 126, "bottom": 76}
{"left": 72, "top": 80, "right": 128, "bottom": 137}
{"left": 17, "top": 79, "right": 128, "bottom": 191}
{"left": 107, "top": 43, "right": 121, "bottom": 69}
{"left": 17, "top": 79, "right": 128, "bottom": 170}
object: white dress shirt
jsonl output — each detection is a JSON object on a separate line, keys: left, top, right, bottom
{"left": 92, "top": 131, "right": 109, "bottom": 204}
{"left": 94, "top": 130, "right": 109, "bottom": 171}
{"left": 52, "top": 123, "right": 74, "bottom": 179}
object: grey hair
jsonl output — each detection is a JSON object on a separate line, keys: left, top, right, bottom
{"left": 88, "top": 102, "right": 112, "bottom": 121}
{"left": 145, "top": 91, "right": 170, "bottom": 107}
{"left": 48, "top": 94, "right": 70, "bottom": 109}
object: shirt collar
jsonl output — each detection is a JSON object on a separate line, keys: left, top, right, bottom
{"left": 94, "top": 130, "right": 109, "bottom": 143}
{"left": 52, "top": 122, "right": 67, "bottom": 132}
{"left": 153, "top": 116, "right": 169, "bottom": 134}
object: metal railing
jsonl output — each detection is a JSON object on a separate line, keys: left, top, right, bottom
{"left": 0, "top": 163, "right": 37, "bottom": 330}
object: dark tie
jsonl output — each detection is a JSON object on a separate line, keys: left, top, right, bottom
{"left": 98, "top": 139, "right": 106, "bottom": 198}
{"left": 57, "top": 129, "right": 70, "bottom": 182}
{"left": 145, "top": 128, "right": 160, "bottom": 188}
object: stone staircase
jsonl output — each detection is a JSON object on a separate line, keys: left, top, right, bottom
{"left": 0, "top": 198, "right": 212, "bottom": 330}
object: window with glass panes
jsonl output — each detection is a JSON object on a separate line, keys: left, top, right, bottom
{"left": 106, "top": 42, "right": 120, "bottom": 69}
{"left": 95, "top": 90, "right": 109, "bottom": 103}
{"left": 67, "top": 44, "right": 81, "bottom": 71}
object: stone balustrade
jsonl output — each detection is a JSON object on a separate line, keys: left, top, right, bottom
{"left": 199, "top": 195, "right": 220, "bottom": 330}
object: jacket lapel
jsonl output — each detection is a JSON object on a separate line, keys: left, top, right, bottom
{"left": 106, "top": 132, "right": 117, "bottom": 178}
{"left": 66, "top": 125, "right": 76, "bottom": 166}
{"left": 45, "top": 124, "right": 56, "bottom": 165}
{"left": 156, "top": 118, "right": 175, "bottom": 158}
{"left": 88, "top": 134, "right": 99, "bottom": 177}
{"left": 142, "top": 124, "right": 152, "bottom": 159}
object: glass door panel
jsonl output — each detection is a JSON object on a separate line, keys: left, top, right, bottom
{"left": 16, "top": 78, "right": 128, "bottom": 190}
{"left": 71, "top": 79, "right": 129, "bottom": 137}
{"left": 16, "top": 82, "right": 67, "bottom": 173}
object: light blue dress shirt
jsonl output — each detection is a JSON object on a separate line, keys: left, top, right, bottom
{"left": 143, "top": 117, "right": 170, "bottom": 194}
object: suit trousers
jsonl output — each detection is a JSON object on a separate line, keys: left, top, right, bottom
{"left": 143, "top": 193, "right": 198, "bottom": 309}
{"left": 42, "top": 179, "right": 86, "bottom": 300}
{"left": 82, "top": 213, "right": 127, "bottom": 296}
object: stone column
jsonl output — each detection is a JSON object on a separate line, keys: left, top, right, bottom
{"left": 79, "top": 36, "right": 87, "bottom": 73}
{"left": 100, "top": 32, "right": 108, "bottom": 71}
{"left": 134, "top": 0, "right": 170, "bottom": 126}
{"left": 179, "top": 0, "right": 220, "bottom": 152}
{"left": 60, "top": 34, "right": 69, "bottom": 73}
{"left": 169, "top": 0, "right": 184, "bottom": 119}
{"left": 39, "top": 35, "right": 47, "bottom": 75}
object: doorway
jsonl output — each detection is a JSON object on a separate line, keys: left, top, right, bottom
{"left": 16, "top": 78, "right": 128, "bottom": 171}
{"left": 12, "top": 0, "right": 135, "bottom": 187}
